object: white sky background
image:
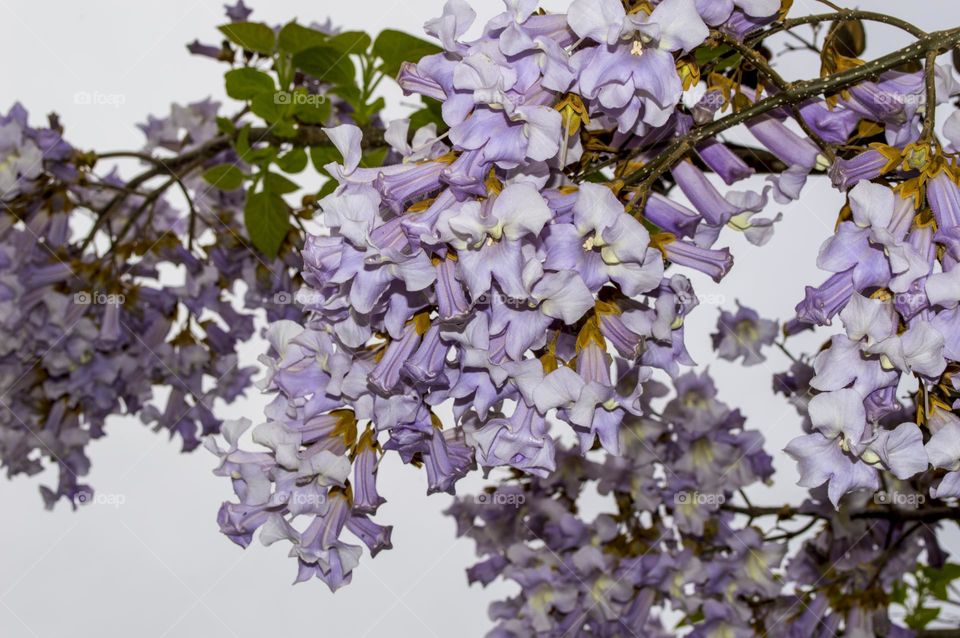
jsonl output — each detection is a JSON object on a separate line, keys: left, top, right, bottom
{"left": 0, "top": 0, "right": 957, "bottom": 636}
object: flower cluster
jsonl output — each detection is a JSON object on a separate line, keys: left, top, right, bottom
{"left": 784, "top": 171, "right": 960, "bottom": 506}
{"left": 448, "top": 370, "right": 786, "bottom": 637}
{"left": 0, "top": 2, "right": 319, "bottom": 506}
{"left": 212, "top": 0, "right": 816, "bottom": 588}
{"left": 4, "top": 0, "right": 960, "bottom": 634}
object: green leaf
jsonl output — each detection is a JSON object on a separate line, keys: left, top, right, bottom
{"left": 714, "top": 53, "right": 743, "bottom": 71}
{"left": 373, "top": 29, "right": 442, "bottom": 78}
{"left": 276, "top": 147, "right": 308, "bottom": 173}
{"left": 409, "top": 97, "right": 447, "bottom": 134}
{"left": 244, "top": 190, "right": 291, "bottom": 258}
{"left": 905, "top": 606, "right": 940, "bottom": 630}
{"left": 310, "top": 146, "right": 341, "bottom": 174}
{"left": 923, "top": 563, "right": 960, "bottom": 601}
{"left": 246, "top": 145, "right": 279, "bottom": 165}
{"left": 250, "top": 92, "right": 286, "bottom": 124}
{"left": 694, "top": 44, "right": 733, "bottom": 67}
{"left": 292, "top": 46, "right": 356, "bottom": 86}
{"left": 202, "top": 164, "right": 246, "bottom": 191}
{"left": 354, "top": 96, "right": 385, "bottom": 126}
{"left": 331, "top": 85, "right": 362, "bottom": 109}
{"left": 291, "top": 91, "right": 332, "bottom": 124}
{"left": 326, "top": 31, "right": 372, "bottom": 56}
{"left": 235, "top": 125, "right": 253, "bottom": 161}
{"left": 264, "top": 172, "right": 300, "bottom": 195}
{"left": 219, "top": 22, "right": 276, "bottom": 54}
{"left": 237, "top": 126, "right": 279, "bottom": 164}
{"left": 216, "top": 116, "right": 237, "bottom": 135}
{"left": 360, "top": 147, "right": 388, "bottom": 170}
{"left": 274, "top": 122, "right": 299, "bottom": 139}
{"left": 317, "top": 178, "right": 338, "bottom": 199}
{"left": 278, "top": 22, "right": 329, "bottom": 54}
{"left": 225, "top": 68, "right": 275, "bottom": 101}
{"left": 890, "top": 581, "right": 908, "bottom": 605}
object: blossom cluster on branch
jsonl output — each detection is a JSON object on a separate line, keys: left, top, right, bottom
{"left": 5, "top": 0, "right": 960, "bottom": 634}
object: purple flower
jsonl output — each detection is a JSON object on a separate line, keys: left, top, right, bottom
{"left": 711, "top": 303, "right": 778, "bottom": 366}
{"left": 829, "top": 148, "right": 898, "bottom": 190}
{"left": 473, "top": 400, "right": 556, "bottom": 477}
{"left": 569, "top": 0, "right": 708, "bottom": 133}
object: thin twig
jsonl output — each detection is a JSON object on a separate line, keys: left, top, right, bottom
{"left": 620, "top": 27, "right": 960, "bottom": 212}
{"left": 715, "top": 31, "right": 836, "bottom": 160}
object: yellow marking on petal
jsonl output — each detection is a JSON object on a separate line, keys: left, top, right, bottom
{"left": 529, "top": 587, "right": 554, "bottom": 616}
{"left": 676, "top": 59, "right": 700, "bottom": 92}
{"left": 353, "top": 428, "right": 380, "bottom": 458}
{"left": 879, "top": 353, "right": 896, "bottom": 370}
{"left": 485, "top": 169, "right": 503, "bottom": 196}
{"left": 407, "top": 198, "right": 435, "bottom": 213}
{"left": 860, "top": 448, "right": 881, "bottom": 466}
{"left": 869, "top": 288, "right": 893, "bottom": 303}
{"left": 555, "top": 93, "right": 589, "bottom": 137}
{"left": 591, "top": 576, "right": 615, "bottom": 605}
{"left": 691, "top": 438, "right": 714, "bottom": 466}
{"left": 575, "top": 314, "right": 607, "bottom": 352}
{"left": 594, "top": 300, "right": 621, "bottom": 317}
{"left": 329, "top": 484, "right": 353, "bottom": 503}
{"left": 727, "top": 211, "right": 754, "bottom": 232}
{"left": 540, "top": 352, "right": 559, "bottom": 374}
{"left": 735, "top": 319, "right": 760, "bottom": 342}
{"left": 540, "top": 333, "right": 562, "bottom": 373}
{"left": 330, "top": 409, "right": 359, "bottom": 448}
{"left": 412, "top": 311, "right": 433, "bottom": 336}
{"left": 631, "top": 40, "right": 645, "bottom": 56}
{"left": 650, "top": 232, "right": 677, "bottom": 256}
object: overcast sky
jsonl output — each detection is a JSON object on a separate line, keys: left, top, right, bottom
{"left": 0, "top": 1, "right": 957, "bottom": 636}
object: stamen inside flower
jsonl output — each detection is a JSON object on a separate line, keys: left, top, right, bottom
{"left": 735, "top": 319, "right": 759, "bottom": 342}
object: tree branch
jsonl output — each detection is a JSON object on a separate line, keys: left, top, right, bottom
{"left": 715, "top": 31, "right": 835, "bottom": 160}
{"left": 723, "top": 503, "right": 960, "bottom": 523}
{"left": 81, "top": 123, "right": 386, "bottom": 252}
{"left": 621, "top": 26, "right": 960, "bottom": 212}
{"left": 749, "top": 9, "right": 929, "bottom": 45}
